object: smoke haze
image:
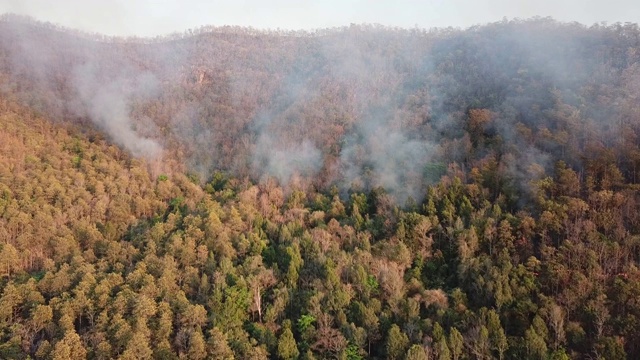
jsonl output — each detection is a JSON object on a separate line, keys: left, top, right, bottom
{"left": 1, "top": 15, "right": 639, "bottom": 205}
{"left": 71, "top": 64, "right": 163, "bottom": 159}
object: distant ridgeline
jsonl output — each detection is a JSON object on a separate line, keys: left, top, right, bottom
{"left": 0, "top": 15, "right": 640, "bottom": 359}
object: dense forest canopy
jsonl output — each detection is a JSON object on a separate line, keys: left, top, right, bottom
{"left": 0, "top": 14, "right": 640, "bottom": 359}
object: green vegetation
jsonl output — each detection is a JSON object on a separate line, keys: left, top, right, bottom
{"left": 1, "top": 95, "right": 639, "bottom": 359}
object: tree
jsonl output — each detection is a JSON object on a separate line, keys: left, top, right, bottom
{"left": 594, "top": 337, "right": 626, "bottom": 360}
{"left": 386, "top": 325, "right": 409, "bottom": 360}
{"left": 525, "top": 325, "right": 548, "bottom": 360}
{"left": 543, "top": 302, "right": 566, "bottom": 350}
{"left": 25, "top": 304, "right": 52, "bottom": 351}
{"left": 51, "top": 330, "right": 87, "bottom": 360}
{"left": 586, "top": 293, "right": 609, "bottom": 340}
{"left": 246, "top": 256, "right": 277, "bottom": 323}
{"left": 0, "top": 243, "right": 19, "bottom": 277}
{"left": 435, "top": 337, "right": 451, "bottom": 360}
{"left": 207, "top": 327, "right": 234, "bottom": 360}
{"left": 277, "top": 321, "right": 300, "bottom": 360}
{"left": 212, "top": 284, "right": 249, "bottom": 333}
{"left": 486, "top": 309, "right": 508, "bottom": 359}
{"left": 405, "top": 344, "right": 428, "bottom": 360}
{"left": 448, "top": 327, "right": 464, "bottom": 360}
{"left": 350, "top": 300, "right": 380, "bottom": 354}
{"left": 0, "top": 283, "right": 21, "bottom": 326}
{"left": 467, "top": 326, "right": 490, "bottom": 360}
{"left": 188, "top": 329, "right": 208, "bottom": 360}
{"left": 119, "top": 330, "right": 153, "bottom": 360}
{"left": 312, "top": 313, "right": 347, "bottom": 358}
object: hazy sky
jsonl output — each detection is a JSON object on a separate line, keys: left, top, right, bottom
{"left": 1, "top": 0, "right": 638, "bottom": 37}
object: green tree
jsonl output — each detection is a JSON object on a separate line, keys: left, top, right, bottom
{"left": 525, "top": 325, "right": 548, "bottom": 360}
{"left": 487, "top": 309, "right": 508, "bottom": 359}
{"left": 448, "top": 327, "right": 464, "bottom": 360}
{"left": 405, "top": 344, "right": 428, "bottom": 360}
{"left": 436, "top": 337, "right": 451, "bottom": 360}
{"left": 549, "top": 348, "right": 570, "bottom": 360}
{"left": 212, "top": 284, "right": 249, "bottom": 333}
{"left": 277, "top": 321, "right": 300, "bottom": 360}
{"left": 386, "top": 325, "right": 409, "bottom": 360}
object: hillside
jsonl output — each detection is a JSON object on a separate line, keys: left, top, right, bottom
{"left": 2, "top": 16, "right": 640, "bottom": 201}
{"left": 0, "top": 15, "right": 640, "bottom": 359}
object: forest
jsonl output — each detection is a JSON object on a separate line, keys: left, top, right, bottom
{"left": 1, "top": 14, "right": 640, "bottom": 359}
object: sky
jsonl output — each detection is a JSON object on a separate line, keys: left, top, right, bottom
{"left": 1, "top": 0, "right": 639, "bottom": 37}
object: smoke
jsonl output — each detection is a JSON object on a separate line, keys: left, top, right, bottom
{"left": 249, "top": 95, "right": 324, "bottom": 186}
{"left": 253, "top": 135, "right": 323, "bottom": 185}
{"left": 0, "top": 15, "right": 165, "bottom": 159}
{"left": 316, "top": 28, "right": 441, "bottom": 203}
{"left": 71, "top": 64, "right": 163, "bottom": 159}
{"left": 2, "top": 16, "right": 638, "bottom": 205}
{"left": 339, "top": 122, "right": 438, "bottom": 203}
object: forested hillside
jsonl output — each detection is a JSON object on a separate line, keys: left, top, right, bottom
{"left": 1, "top": 15, "right": 640, "bottom": 359}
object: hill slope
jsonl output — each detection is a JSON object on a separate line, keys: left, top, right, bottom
{"left": 2, "top": 16, "right": 640, "bottom": 202}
